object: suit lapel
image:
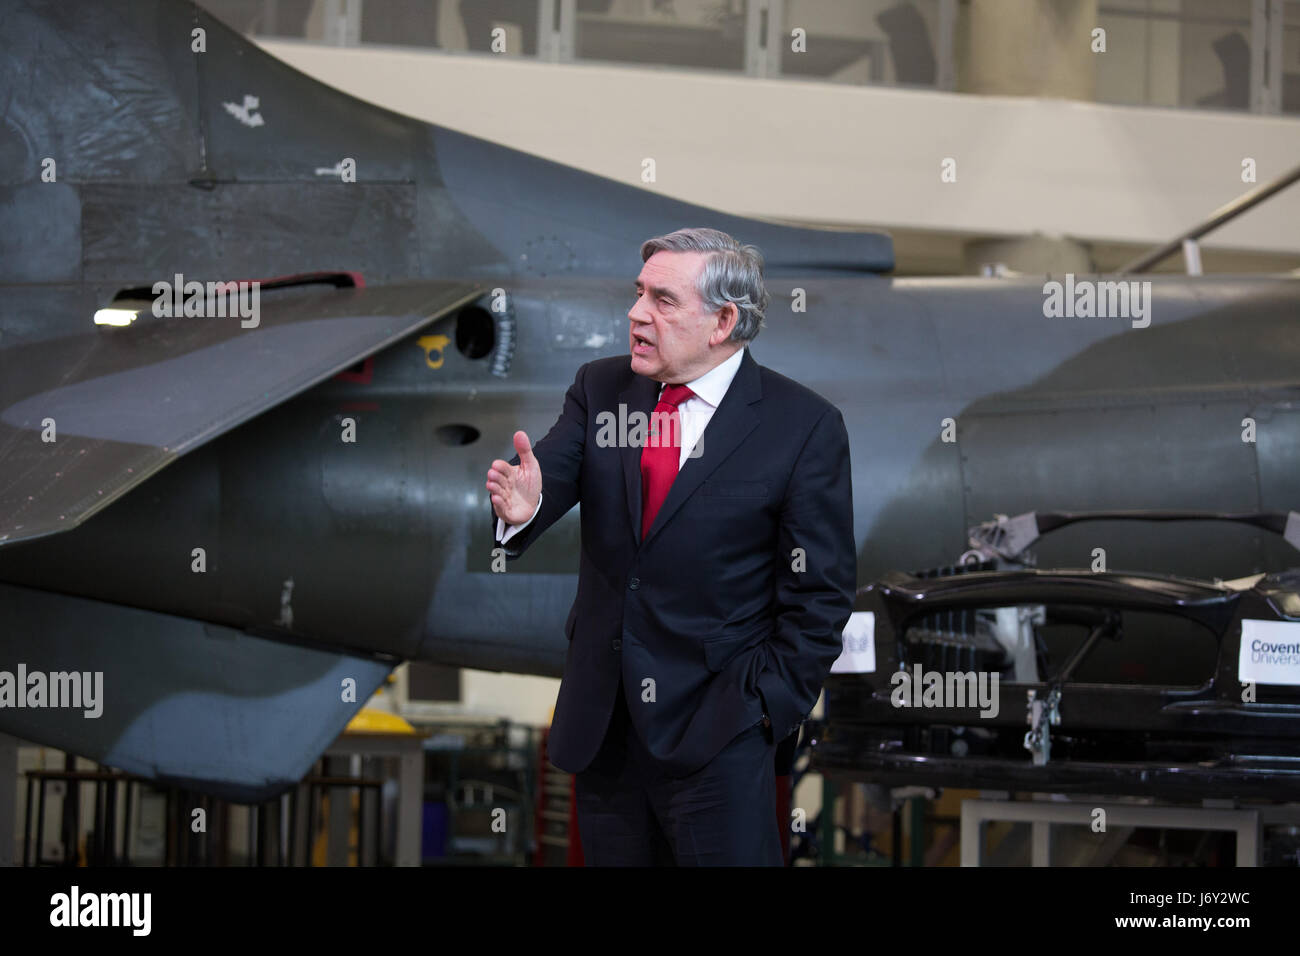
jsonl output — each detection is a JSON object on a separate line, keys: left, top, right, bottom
{"left": 619, "top": 371, "right": 660, "bottom": 542}
{"left": 640, "top": 347, "right": 762, "bottom": 549}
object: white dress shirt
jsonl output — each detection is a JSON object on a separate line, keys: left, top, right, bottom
{"left": 496, "top": 346, "right": 747, "bottom": 544}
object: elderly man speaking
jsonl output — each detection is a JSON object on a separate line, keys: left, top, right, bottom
{"left": 486, "top": 227, "right": 855, "bottom": 866}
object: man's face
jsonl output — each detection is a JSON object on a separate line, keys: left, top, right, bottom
{"left": 628, "top": 250, "right": 735, "bottom": 383}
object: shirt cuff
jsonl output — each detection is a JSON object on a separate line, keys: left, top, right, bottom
{"left": 496, "top": 492, "right": 543, "bottom": 544}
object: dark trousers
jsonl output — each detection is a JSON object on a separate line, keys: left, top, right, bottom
{"left": 574, "top": 679, "right": 783, "bottom": 866}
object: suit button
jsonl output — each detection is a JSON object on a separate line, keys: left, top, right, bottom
{"left": 628, "top": 577, "right": 639, "bottom": 590}
{"left": 612, "top": 639, "right": 622, "bottom": 651}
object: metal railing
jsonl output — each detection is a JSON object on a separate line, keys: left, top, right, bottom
{"left": 1118, "top": 162, "right": 1300, "bottom": 274}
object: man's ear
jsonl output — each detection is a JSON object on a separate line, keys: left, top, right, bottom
{"left": 711, "top": 303, "right": 738, "bottom": 346}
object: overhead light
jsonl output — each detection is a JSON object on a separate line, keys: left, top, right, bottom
{"left": 93, "top": 308, "right": 140, "bottom": 327}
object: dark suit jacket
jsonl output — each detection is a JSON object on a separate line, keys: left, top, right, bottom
{"left": 495, "top": 347, "right": 855, "bottom": 777}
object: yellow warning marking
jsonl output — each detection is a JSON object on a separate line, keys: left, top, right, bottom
{"left": 417, "top": 334, "right": 450, "bottom": 369}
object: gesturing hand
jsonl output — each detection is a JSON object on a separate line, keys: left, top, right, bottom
{"left": 486, "top": 430, "right": 542, "bottom": 525}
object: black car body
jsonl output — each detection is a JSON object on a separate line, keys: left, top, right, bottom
{"left": 815, "top": 512, "right": 1300, "bottom": 800}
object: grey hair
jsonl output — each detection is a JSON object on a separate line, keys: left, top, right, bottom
{"left": 640, "top": 227, "right": 769, "bottom": 343}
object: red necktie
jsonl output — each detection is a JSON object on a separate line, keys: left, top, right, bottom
{"left": 640, "top": 383, "right": 694, "bottom": 540}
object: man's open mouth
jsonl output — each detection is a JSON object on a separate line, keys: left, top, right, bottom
{"left": 633, "top": 334, "right": 655, "bottom": 353}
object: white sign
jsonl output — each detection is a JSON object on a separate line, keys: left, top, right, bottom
{"left": 1238, "top": 619, "right": 1300, "bottom": 686}
{"left": 831, "top": 611, "right": 875, "bottom": 674}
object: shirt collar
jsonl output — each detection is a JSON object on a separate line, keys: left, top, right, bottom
{"left": 660, "top": 346, "right": 745, "bottom": 409}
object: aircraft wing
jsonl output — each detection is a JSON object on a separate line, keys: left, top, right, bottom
{"left": 0, "top": 580, "right": 394, "bottom": 804}
{"left": 0, "top": 280, "right": 484, "bottom": 547}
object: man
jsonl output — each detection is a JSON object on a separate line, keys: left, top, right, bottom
{"left": 485, "top": 227, "right": 855, "bottom": 865}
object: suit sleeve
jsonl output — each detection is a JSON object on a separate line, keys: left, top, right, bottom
{"left": 756, "top": 406, "right": 856, "bottom": 740}
{"left": 491, "top": 362, "right": 590, "bottom": 559}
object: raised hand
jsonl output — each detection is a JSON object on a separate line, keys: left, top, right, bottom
{"left": 486, "top": 430, "right": 542, "bottom": 525}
